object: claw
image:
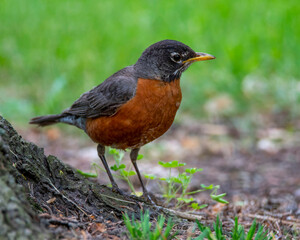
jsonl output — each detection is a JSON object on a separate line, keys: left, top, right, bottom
{"left": 111, "top": 184, "right": 125, "bottom": 195}
{"left": 142, "top": 191, "right": 157, "bottom": 206}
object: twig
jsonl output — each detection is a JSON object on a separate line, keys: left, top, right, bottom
{"left": 244, "top": 213, "right": 300, "bottom": 227}
{"left": 42, "top": 203, "right": 53, "bottom": 215}
{"left": 48, "top": 219, "right": 85, "bottom": 228}
{"left": 99, "top": 193, "right": 136, "bottom": 205}
{"left": 46, "top": 178, "right": 90, "bottom": 217}
{"left": 81, "top": 230, "right": 88, "bottom": 240}
{"left": 161, "top": 207, "right": 203, "bottom": 221}
{"left": 119, "top": 205, "right": 135, "bottom": 211}
{"left": 9, "top": 148, "right": 18, "bottom": 158}
{"left": 39, "top": 214, "right": 87, "bottom": 228}
{"left": 275, "top": 221, "right": 282, "bottom": 237}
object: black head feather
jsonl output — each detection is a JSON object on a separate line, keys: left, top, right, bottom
{"left": 134, "top": 40, "right": 198, "bottom": 82}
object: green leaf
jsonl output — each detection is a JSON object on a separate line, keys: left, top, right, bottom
{"left": 122, "top": 170, "right": 129, "bottom": 177}
{"left": 109, "top": 148, "right": 118, "bottom": 155}
{"left": 123, "top": 213, "right": 134, "bottom": 237}
{"left": 194, "top": 215, "right": 271, "bottom": 240}
{"left": 76, "top": 169, "right": 97, "bottom": 178}
{"left": 110, "top": 164, "right": 119, "bottom": 171}
{"left": 214, "top": 215, "right": 225, "bottom": 239}
{"left": 185, "top": 168, "right": 203, "bottom": 174}
{"left": 123, "top": 211, "right": 177, "bottom": 240}
{"left": 171, "top": 177, "right": 183, "bottom": 184}
{"left": 158, "top": 160, "right": 186, "bottom": 168}
{"left": 122, "top": 170, "right": 137, "bottom": 177}
{"left": 216, "top": 198, "right": 229, "bottom": 204}
{"left": 246, "top": 219, "right": 256, "bottom": 240}
{"left": 190, "top": 203, "right": 208, "bottom": 210}
{"left": 144, "top": 174, "right": 157, "bottom": 180}
{"left": 211, "top": 194, "right": 229, "bottom": 204}
{"left": 128, "top": 170, "right": 136, "bottom": 176}
{"left": 232, "top": 217, "right": 241, "bottom": 239}
{"left": 211, "top": 193, "right": 227, "bottom": 199}
{"left": 194, "top": 222, "right": 213, "bottom": 240}
{"left": 119, "top": 164, "right": 126, "bottom": 169}
{"left": 137, "top": 154, "right": 144, "bottom": 160}
{"left": 177, "top": 197, "right": 194, "bottom": 203}
{"left": 201, "top": 184, "right": 214, "bottom": 190}
{"left": 110, "top": 164, "right": 126, "bottom": 171}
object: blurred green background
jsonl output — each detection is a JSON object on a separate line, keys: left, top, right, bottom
{"left": 1, "top": 0, "right": 299, "bottom": 128}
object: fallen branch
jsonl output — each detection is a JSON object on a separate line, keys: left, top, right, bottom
{"left": 244, "top": 213, "right": 300, "bottom": 228}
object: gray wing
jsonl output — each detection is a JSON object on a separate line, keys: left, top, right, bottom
{"left": 63, "top": 66, "right": 138, "bottom": 118}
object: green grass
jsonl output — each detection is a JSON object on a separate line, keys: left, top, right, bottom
{"left": 123, "top": 211, "right": 272, "bottom": 240}
{"left": 194, "top": 216, "right": 272, "bottom": 240}
{"left": 123, "top": 210, "right": 177, "bottom": 240}
{"left": 0, "top": 0, "right": 299, "bottom": 126}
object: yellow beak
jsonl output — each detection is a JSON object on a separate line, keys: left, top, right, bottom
{"left": 183, "top": 52, "right": 216, "bottom": 63}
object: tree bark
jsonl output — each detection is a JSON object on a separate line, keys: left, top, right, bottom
{"left": 0, "top": 116, "right": 164, "bottom": 239}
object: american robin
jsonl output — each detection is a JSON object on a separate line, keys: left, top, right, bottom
{"left": 30, "top": 39, "right": 215, "bottom": 202}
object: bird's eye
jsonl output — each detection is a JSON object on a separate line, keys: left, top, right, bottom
{"left": 170, "top": 52, "right": 182, "bottom": 63}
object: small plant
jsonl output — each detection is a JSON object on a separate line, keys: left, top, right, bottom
{"left": 194, "top": 216, "right": 272, "bottom": 240}
{"left": 78, "top": 151, "right": 228, "bottom": 208}
{"left": 144, "top": 160, "right": 228, "bottom": 208}
{"left": 108, "top": 148, "right": 139, "bottom": 195}
{"left": 77, "top": 148, "right": 140, "bottom": 195}
{"left": 123, "top": 210, "right": 177, "bottom": 240}
{"left": 76, "top": 168, "right": 98, "bottom": 178}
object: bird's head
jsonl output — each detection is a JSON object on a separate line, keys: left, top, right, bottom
{"left": 134, "top": 39, "right": 215, "bottom": 82}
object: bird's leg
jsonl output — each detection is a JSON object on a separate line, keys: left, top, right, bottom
{"left": 97, "top": 144, "right": 123, "bottom": 194}
{"left": 130, "top": 148, "right": 156, "bottom": 205}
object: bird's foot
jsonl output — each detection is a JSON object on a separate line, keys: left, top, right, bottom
{"left": 111, "top": 184, "right": 125, "bottom": 195}
{"left": 142, "top": 191, "right": 157, "bottom": 206}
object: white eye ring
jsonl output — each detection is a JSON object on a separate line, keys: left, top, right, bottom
{"left": 170, "top": 52, "right": 182, "bottom": 63}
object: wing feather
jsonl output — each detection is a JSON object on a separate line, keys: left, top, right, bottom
{"left": 63, "top": 66, "right": 138, "bottom": 118}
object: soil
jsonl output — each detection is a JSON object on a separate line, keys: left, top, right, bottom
{"left": 14, "top": 115, "right": 300, "bottom": 239}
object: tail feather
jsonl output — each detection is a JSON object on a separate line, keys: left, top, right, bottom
{"left": 30, "top": 114, "right": 86, "bottom": 130}
{"left": 29, "top": 114, "right": 64, "bottom": 126}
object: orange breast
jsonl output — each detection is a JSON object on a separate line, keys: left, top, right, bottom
{"left": 86, "top": 78, "right": 182, "bottom": 149}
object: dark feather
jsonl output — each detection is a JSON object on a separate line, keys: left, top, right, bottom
{"left": 29, "top": 114, "right": 64, "bottom": 126}
{"left": 30, "top": 114, "right": 86, "bottom": 130}
{"left": 63, "top": 66, "right": 138, "bottom": 118}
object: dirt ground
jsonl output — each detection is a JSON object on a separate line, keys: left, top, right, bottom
{"left": 20, "top": 116, "right": 300, "bottom": 239}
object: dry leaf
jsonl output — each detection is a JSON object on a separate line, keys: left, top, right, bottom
{"left": 89, "top": 222, "right": 107, "bottom": 235}
{"left": 212, "top": 202, "right": 226, "bottom": 214}
{"left": 46, "top": 197, "right": 56, "bottom": 204}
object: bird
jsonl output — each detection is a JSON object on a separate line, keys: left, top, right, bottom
{"left": 30, "top": 39, "right": 215, "bottom": 203}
